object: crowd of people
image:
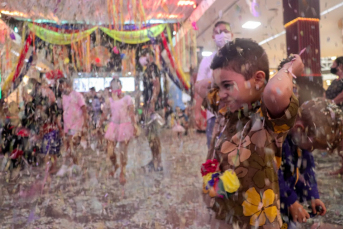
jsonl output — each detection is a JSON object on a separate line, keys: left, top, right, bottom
{"left": 1, "top": 19, "right": 343, "bottom": 229}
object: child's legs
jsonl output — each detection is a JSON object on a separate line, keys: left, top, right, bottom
{"left": 149, "top": 135, "right": 161, "bottom": 167}
{"left": 107, "top": 140, "right": 118, "bottom": 168}
{"left": 118, "top": 140, "right": 130, "bottom": 172}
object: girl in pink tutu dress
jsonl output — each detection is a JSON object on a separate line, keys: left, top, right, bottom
{"left": 99, "top": 78, "right": 136, "bottom": 185}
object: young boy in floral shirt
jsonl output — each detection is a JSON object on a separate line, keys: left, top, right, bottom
{"left": 196, "top": 38, "right": 302, "bottom": 228}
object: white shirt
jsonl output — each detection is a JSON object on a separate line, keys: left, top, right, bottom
{"left": 197, "top": 52, "right": 216, "bottom": 120}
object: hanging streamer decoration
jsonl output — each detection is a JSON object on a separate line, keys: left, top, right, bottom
{"left": 100, "top": 24, "right": 166, "bottom": 44}
{"left": 12, "top": 32, "right": 33, "bottom": 83}
{"left": 12, "top": 51, "right": 34, "bottom": 92}
{"left": 160, "top": 31, "right": 190, "bottom": 90}
{"left": 161, "top": 55, "right": 183, "bottom": 91}
{"left": 2, "top": 33, "right": 33, "bottom": 94}
{"left": 28, "top": 23, "right": 97, "bottom": 45}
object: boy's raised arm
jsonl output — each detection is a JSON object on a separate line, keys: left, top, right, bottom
{"left": 263, "top": 54, "right": 303, "bottom": 118}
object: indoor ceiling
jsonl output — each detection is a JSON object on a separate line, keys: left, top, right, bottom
{"left": 0, "top": 0, "right": 202, "bottom": 24}
{"left": 196, "top": 0, "right": 343, "bottom": 68}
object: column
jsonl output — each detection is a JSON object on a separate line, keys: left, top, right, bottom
{"left": 283, "top": 0, "right": 323, "bottom": 104}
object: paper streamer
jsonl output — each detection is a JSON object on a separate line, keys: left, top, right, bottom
{"left": 160, "top": 32, "right": 189, "bottom": 90}
{"left": 165, "top": 26, "right": 190, "bottom": 90}
{"left": 12, "top": 32, "right": 33, "bottom": 83}
{"left": 100, "top": 24, "right": 166, "bottom": 44}
{"left": 28, "top": 23, "right": 97, "bottom": 45}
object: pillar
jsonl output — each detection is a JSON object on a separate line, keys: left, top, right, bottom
{"left": 283, "top": 0, "right": 323, "bottom": 104}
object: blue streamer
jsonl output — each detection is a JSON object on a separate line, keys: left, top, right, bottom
{"left": 160, "top": 55, "right": 182, "bottom": 90}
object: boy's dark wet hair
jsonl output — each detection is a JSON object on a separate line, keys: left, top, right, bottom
{"left": 211, "top": 38, "right": 269, "bottom": 81}
{"left": 277, "top": 55, "right": 296, "bottom": 71}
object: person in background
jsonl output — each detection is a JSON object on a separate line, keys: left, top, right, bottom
{"left": 89, "top": 87, "right": 102, "bottom": 129}
{"left": 138, "top": 46, "right": 163, "bottom": 172}
{"left": 325, "top": 56, "right": 343, "bottom": 108}
{"left": 278, "top": 98, "right": 343, "bottom": 228}
{"left": 325, "top": 56, "right": 343, "bottom": 175}
{"left": 59, "top": 78, "right": 88, "bottom": 163}
{"left": 196, "top": 21, "right": 233, "bottom": 149}
{"left": 98, "top": 78, "right": 137, "bottom": 185}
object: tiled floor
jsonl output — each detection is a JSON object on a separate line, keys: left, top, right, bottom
{"left": 0, "top": 130, "right": 342, "bottom": 229}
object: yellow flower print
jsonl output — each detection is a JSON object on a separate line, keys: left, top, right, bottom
{"left": 221, "top": 133, "right": 251, "bottom": 166}
{"left": 203, "top": 173, "right": 213, "bottom": 185}
{"left": 242, "top": 187, "right": 277, "bottom": 226}
{"left": 272, "top": 123, "right": 290, "bottom": 133}
{"left": 220, "top": 170, "right": 240, "bottom": 193}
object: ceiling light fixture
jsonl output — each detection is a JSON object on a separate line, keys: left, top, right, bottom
{"left": 202, "top": 51, "right": 213, "bottom": 57}
{"left": 242, "top": 21, "right": 261, "bottom": 29}
{"left": 321, "top": 2, "right": 343, "bottom": 16}
{"left": 258, "top": 31, "right": 286, "bottom": 45}
{"left": 1, "top": 10, "right": 27, "bottom": 17}
{"left": 177, "top": 0, "right": 196, "bottom": 8}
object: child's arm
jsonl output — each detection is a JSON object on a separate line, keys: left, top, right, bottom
{"left": 263, "top": 54, "right": 303, "bottom": 118}
{"left": 195, "top": 78, "right": 213, "bottom": 99}
{"left": 296, "top": 150, "right": 326, "bottom": 216}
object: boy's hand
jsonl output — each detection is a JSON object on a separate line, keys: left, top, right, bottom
{"left": 311, "top": 199, "right": 326, "bottom": 216}
{"left": 290, "top": 54, "right": 304, "bottom": 77}
{"left": 289, "top": 201, "right": 310, "bottom": 223}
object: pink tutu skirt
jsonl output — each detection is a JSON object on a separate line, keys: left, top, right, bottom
{"left": 172, "top": 124, "right": 185, "bottom": 133}
{"left": 105, "top": 122, "right": 134, "bottom": 142}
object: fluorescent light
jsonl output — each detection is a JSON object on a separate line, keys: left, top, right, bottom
{"left": 326, "top": 80, "right": 331, "bottom": 86}
{"left": 202, "top": 51, "right": 213, "bottom": 57}
{"left": 321, "top": 2, "right": 343, "bottom": 16}
{"left": 331, "top": 56, "right": 337, "bottom": 60}
{"left": 242, "top": 21, "right": 261, "bottom": 29}
{"left": 258, "top": 31, "right": 286, "bottom": 45}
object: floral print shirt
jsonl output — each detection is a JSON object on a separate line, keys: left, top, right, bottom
{"left": 204, "top": 89, "right": 299, "bottom": 228}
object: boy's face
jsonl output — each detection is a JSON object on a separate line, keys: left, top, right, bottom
{"left": 213, "top": 68, "right": 265, "bottom": 112}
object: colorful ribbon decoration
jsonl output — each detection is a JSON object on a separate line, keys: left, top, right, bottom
{"left": 161, "top": 55, "right": 183, "bottom": 91}
{"left": 12, "top": 51, "right": 34, "bottom": 93}
{"left": 166, "top": 25, "right": 190, "bottom": 88}
{"left": 28, "top": 23, "right": 97, "bottom": 45}
{"left": 100, "top": 24, "right": 166, "bottom": 44}
{"left": 12, "top": 32, "right": 33, "bottom": 83}
{"left": 160, "top": 31, "right": 190, "bottom": 90}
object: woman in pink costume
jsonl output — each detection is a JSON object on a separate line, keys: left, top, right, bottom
{"left": 99, "top": 78, "right": 137, "bottom": 185}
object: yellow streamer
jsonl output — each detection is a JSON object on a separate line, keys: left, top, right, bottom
{"left": 100, "top": 24, "right": 166, "bottom": 44}
{"left": 166, "top": 26, "right": 190, "bottom": 88}
{"left": 138, "top": 0, "right": 147, "bottom": 25}
{"left": 120, "top": 0, "right": 124, "bottom": 30}
{"left": 28, "top": 23, "right": 98, "bottom": 45}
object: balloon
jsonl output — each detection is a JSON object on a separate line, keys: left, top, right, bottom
{"left": 95, "top": 57, "right": 101, "bottom": 63}
{"left": 10, "top": 32, "right": 15, "bottom": 40}
{"left": 113, "top": 46, "right": 119, "bottom": 54}
{"left": 120, "top": 54, "right": 125, "bottom": 59}
{"left": 191, "top": 21, "right": 198, "bottom": 30}
{"left": 64, "top": 57, "right": 70, "bottom": 64}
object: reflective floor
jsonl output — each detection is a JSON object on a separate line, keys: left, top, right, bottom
{"left": 0, "top": 130, "right": 342, "bottom": 229}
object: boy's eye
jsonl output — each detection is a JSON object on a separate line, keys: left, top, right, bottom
{"left": 223, "top": 83, "right": 233, "bottom": 89}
